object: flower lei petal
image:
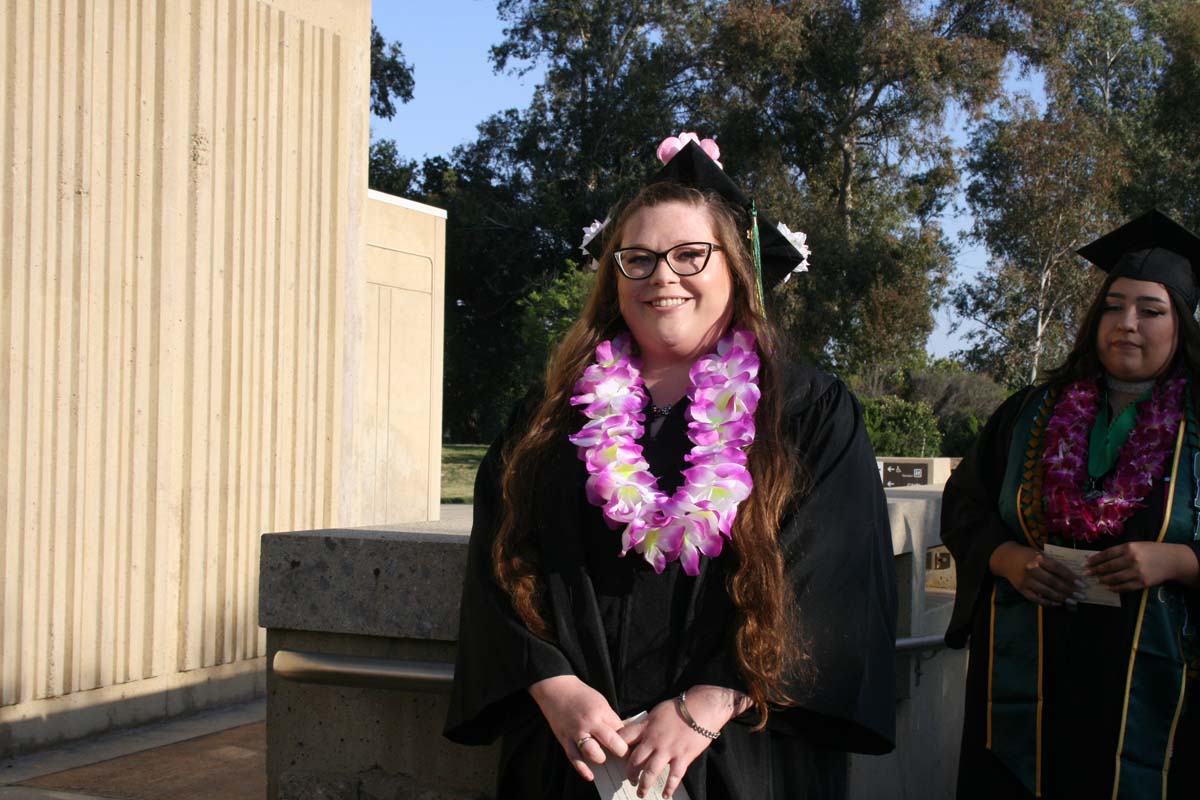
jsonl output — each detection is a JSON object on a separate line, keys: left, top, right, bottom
{"left": 1041, "top": 375, "right": 1185, "bottom": 542}
{"left": 569, "top": 328, "right": 759, "bottom": 574}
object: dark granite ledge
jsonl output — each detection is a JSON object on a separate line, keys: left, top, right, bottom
{"left": 258, "top": 526, "right": 471, "bottom": 641}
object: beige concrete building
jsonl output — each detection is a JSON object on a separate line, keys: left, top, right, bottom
{"left": 0, "top": 0, "right": 445, "bottom": 755}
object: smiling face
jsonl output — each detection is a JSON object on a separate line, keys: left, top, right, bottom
{"left": 1096, "top": 277, "right": 1179, "bottom": 382}
{"left": 615, "top": 201, "right": 735, "bottom": 367}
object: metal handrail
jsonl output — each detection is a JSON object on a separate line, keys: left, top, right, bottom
{"left": 272, "top": 649, "right": 454, "bottom": 692}
{"left": 274, "top": 635, "right": 948, "bottom": 691}
{"left": 893, "top": 634, "right": 948, "bottom": 653}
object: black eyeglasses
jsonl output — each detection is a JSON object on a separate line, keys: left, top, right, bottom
{"left": 612, "top": 242, "right": 724, "bottom": 280}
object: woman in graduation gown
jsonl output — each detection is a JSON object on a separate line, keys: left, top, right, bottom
{"left": 942, "top": 210, "right": 1200, "bottom": 799}
{"left": 443, "top": 134, "right": 897, "bottom": 799}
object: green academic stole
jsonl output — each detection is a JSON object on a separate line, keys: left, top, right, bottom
{"left": 1110, "top": 432, "right": 1193, "bottom": 800}
{"left": 989, "top": 386, "right": 1194, "bottom": 799}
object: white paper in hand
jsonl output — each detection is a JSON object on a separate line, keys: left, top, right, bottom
{"left": 1043, "top": 544, "right": 1121, "bottom": 607}
{"left": 590, "top": 712, "right": 692, "bottom": 800}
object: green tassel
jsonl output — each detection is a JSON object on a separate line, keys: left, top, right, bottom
{"left": 750, "top": 200, "right": 765, "bottom": 314}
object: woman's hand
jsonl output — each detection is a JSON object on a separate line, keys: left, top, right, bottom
{"left": 988, "top": 541, "right": 1086, "bottom": 606}
{"left": 619, "top": 685, "right": 749, "bottom": 799}
{"left": 1086, "top": 542, "right": 1200, "bottom": 591}
{"left": 528, "top": 674, "right": 628, "bottom": 782}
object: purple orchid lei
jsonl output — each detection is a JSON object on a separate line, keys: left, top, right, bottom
{"left": 1042, "top": 375, "right": 1185, "bottom": 542}
{"left": 568, "top": 327, "right": 761, "bottom": 574}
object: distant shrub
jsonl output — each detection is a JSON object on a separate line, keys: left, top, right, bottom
{"left": 861, "top": 396, "right": 943, "bottom": 457}
{"left": 905, "top": 361, "right": 1007, "bottom": 456}
{"left": 938, "top": 410, "right": 986, "bottom": 457}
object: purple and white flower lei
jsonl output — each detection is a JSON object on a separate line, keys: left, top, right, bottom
{"left": 568, "top": 327, "right": 760, "bottom": 575}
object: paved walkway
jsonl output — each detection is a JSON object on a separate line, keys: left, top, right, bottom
{"left": 1, "top": 701, "right": 265, "bottom": 800}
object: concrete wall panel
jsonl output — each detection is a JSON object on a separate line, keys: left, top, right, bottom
{"left": 0, "top": 0, "right": 371, "bottom": 754}
{"left": 359, "top": 191, "right": 446, "bottom": 525}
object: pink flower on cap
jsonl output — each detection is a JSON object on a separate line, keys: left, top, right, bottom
{"left": 656, "top": 132, "right": 722, "bottom": 169}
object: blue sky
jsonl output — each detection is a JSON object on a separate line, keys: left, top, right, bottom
{"left": 370, "top": 2, "right": 544, "bottom": 160}
{"left": 370, "top": 2, "right": 1046, "bottom": 358}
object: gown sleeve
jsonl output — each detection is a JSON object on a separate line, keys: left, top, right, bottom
{"left": 443, "top": 393, "right": 575, "bottom": 745}
{"left": 940, "top": 387, "right": 1035, "bottom": 648}
{"left": 766, "top": 375, "right": 898, "bottom": 754}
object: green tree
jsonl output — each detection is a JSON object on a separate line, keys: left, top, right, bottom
{"left": 702, "top": 0, "right": 1020, "bottom": 373}
{"left": 368, "top": 22, "right": 419, "bottom": 196}
{"left": 368, "top": 139, "right": 419, "bottom": 197}
{"left": 905, "top": 359, "right": 1008, "bottom": 455}
{"left": 861, "top": 396, "right": 943, "bottom": 457}
{"left": 499, "top": 265, "right": 598, "bottom": 416}
{"left": 432, "top": 0, "right": 1059, "bottom": 438}
{"left": 953, "top": 99, "right": 1117, "bottom": 387}
{"left": 370, "top": 22, "right": 415, "bottom": 119}
{"left": 950, "top": 0, "right": 1200, "bottom": 390}
{"left": 1120, "top": 1, "right": 1200, "bottom": 227}
{"left": 436, "top": 0, "right": 716, "bottom": 439}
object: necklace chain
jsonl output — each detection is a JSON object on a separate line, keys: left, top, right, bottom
{"left": 650, "top": 402, "right": 674, "bottom": 418}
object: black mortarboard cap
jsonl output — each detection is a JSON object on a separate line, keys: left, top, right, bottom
{"left": 1077, "top": 209, "right": 1200, "bottom": 311}
{"left": 584, "top": 140, "right": 809, "bottom": 289}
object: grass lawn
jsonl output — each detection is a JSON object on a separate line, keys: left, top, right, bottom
{"left": 442, "top": 443, "right": 488, "bottom": 504}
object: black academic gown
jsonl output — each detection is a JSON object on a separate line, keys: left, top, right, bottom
{"left": 444, "top": 368, "right": 897, "bottom": 800}
{"left": 942, "top": 388, "right": 1200, "bottom": 799}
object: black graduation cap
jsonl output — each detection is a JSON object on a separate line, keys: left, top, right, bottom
{"left": 1077, "top": 209, "right": 1200, "bottom": 311}
{"left": 583, "top": 140, "right": 809, "bottom": 290}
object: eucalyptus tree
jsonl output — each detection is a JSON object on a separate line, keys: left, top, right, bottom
{"left": 431, "top": 0, "right": 1061, "bottom": 437}
{"left": 699, "top": 0, "right": 1024, "bottom": 372}
{"left": 951, "top": 0, "right": 1199, "bottom": 388}
{"left": 953, "top": 101, "right": 1116, "bottom": 387}
{"left": 435, "top": 0, "right": 718, "bottom": 439}
{"left": 1120, "top": 0, "right": 1200, "bottom": 226}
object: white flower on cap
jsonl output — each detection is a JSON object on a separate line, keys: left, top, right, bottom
{"left": 777, "top": 222, "right": 811, "bottom": 281}
{"left": 580, "top": 218, "right": 609, "bottom": 272}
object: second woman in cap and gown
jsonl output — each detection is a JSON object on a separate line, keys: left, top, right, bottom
{"left": 942, "top": 210, "right": 1200, "bottom": 799}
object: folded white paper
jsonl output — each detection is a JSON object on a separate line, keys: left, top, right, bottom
{"left": 1043, "top": 544, "right": 1122, "bottom": 607}
{"left": 591, "top": 712, "right": 692, "bottom": 800}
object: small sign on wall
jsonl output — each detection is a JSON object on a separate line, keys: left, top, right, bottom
{"left": 880, "top": 461, "right": 929, "bottom": 487}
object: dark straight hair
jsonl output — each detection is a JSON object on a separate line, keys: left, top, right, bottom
{"left": 1044, "top": 275, "right": 1200, "bottom": 417}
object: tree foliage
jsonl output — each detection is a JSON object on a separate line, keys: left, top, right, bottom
{"left": 1120, "top": 1, "right": 1200, "bottom": 227}
{"left": 703, "top": 0, "right": 1020, "bottom": 371}
{"left": 953, "top": 100, "right": 1116, "bottom": 386}
{"left": 368, "top": 139, "right": 419, "bottom": 197}
{"left": 952, "top": 0, "right": 1200, "bottom": 389}
{"left": 365, "top": 1, "right": 1200, "bottom": 440}
{"left": 508, "top": 266, "right": 597, "bottom": 415}
{"left": 370, "top": 22, "right": 415, "bottom": 119}
{"left": 905, "top": 359, "right": 1008, "bottom": 455}
{"left": 368, "top": 22, "right": 419, "bottom": 197}
{"left": 861, "top": 396, "right": 943, "bottom": 457}
{"left": 431, "top": 1, "right": 721, "bottom": 439}
{"left": 426, "top": 0, "right": 1028, "bottom": 438}
{"left": 850, "top": 358, "right": 1007, "bottom": 456}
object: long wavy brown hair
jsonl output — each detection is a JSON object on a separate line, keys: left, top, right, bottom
{"left": 493, "top": 182, "right": 806, "bottom": 726}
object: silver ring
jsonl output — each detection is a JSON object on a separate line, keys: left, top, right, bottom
{"left": 576, "top": 735, "right": 595, "bottom": 749}
{"left": 637, "top": 769, "right": 646, "bottom": 785}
